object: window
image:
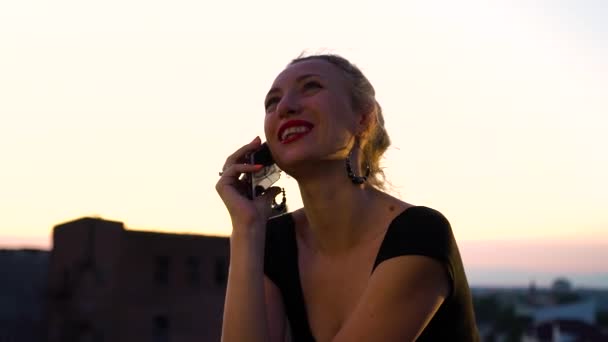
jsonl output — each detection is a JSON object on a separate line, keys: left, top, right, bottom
{"left": 153, "top": 315, "right": 170, "bottom": 342}
{"left": 185, "top": 256, "right": 200, "bottom": 287}
{"left": 214, "top": 257, "right": 228, "bottom": 286}
{"left": 154, "top": 256, "right": 170, "bottom": 285}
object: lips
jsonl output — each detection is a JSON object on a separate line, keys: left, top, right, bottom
{"left": 277, "top": 119, "right": 314, "bottom": 144}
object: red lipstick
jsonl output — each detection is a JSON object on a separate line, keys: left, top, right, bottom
{"left": 277, "top": 120, "right": 314, "bottom": 144}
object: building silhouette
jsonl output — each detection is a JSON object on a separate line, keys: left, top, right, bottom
{"left": 46, "top": 217, "right": 229, "bottom": 342}
{"left": 0, "top": 248, "right": 49, "bottom": 342}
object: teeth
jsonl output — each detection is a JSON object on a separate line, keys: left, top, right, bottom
{"left": 281, "top": 126, "right": 311, "bottom": 141}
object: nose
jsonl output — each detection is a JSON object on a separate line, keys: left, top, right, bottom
{"left": 276, "top": 92, "right": 300, "bottom": 119}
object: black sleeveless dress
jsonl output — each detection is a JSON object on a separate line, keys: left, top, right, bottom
{"left": 264, "top": 206, "right": 479, "bottom": 341}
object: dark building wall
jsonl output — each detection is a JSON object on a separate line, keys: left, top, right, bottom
{"left": 47, "top": 217, "right": 124, "bottom": 342}
{"left": 113, "top": 231, "right": 228, "bottom": 342}
{"left": 47, "top": 217, "right": 229, "bottom": 342}
{"left": 0, "top": 248, "right": 49, "bottom": 342}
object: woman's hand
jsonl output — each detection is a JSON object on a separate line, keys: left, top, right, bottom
{"left": 218, "top": 137, "right": 279, "bottom": 342}
{"left": 216, "top": 136, "right": 282, "bottom": 232}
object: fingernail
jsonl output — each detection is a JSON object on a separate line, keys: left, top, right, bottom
{"left": 251, "top": 136, "right": 261, "bottom": 144}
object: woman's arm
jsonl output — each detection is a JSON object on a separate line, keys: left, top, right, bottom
{"left": 216, "top": 137, "right": 286, "bottom": 342}
{"left": 221, "top": 227, "right": 270, "bottom": 342}
{"left": 331, "top": 255, "right": 449, "bottom": 342}
{"left": 221, "top": 228, "right": 288, "bottom": 342}
{"left": 265, "top": 276, "right": 288, "bottom": 342}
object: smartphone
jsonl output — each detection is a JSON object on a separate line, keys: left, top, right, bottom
{"left": 248, "top": 142, "right": 281, "bottom": 199}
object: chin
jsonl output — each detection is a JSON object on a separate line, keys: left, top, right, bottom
{"left": 275, "top": 149, "right": 311, "bottom": 169}
{"left": 272, "top": 145, "right": 317, "bottom": 172}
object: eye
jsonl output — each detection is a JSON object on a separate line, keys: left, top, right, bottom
{"left": 302, "top": 80, "right": 322, "bottom": 91}
{"left": 265, "top": 96, "right": 280, "bottom": 112}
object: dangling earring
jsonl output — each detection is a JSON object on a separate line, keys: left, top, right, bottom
{"left": 271, "top": 188, "right": 287, "bottom": 212}
{"left": 345, "top": 150, "right": 370, "bottom": 185}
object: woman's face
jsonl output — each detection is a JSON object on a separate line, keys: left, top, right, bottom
{"left": 263, "top": 59, "right": 361, "bottom": 172}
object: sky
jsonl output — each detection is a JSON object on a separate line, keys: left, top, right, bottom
{"left": 1, "top": 0, "right": 607, "bottom": 287}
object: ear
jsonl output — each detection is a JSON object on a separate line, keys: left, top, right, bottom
{"left": 356, "top": 108, "right": 375, "bottom": 138}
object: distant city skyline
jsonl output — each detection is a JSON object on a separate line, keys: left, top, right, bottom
{"left": 2, "top": 215, "right": 607, "bottom": 289}
{"left": 1, "top": 0, "right": 607, "bottom": 287}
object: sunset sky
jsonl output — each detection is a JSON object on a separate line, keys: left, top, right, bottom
{"left": 1, "top": 0, "right": 606, "bottom": 287}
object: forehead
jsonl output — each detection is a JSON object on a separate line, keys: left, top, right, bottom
{"left": 270, "top": 59, "right": 346, "bottom": 89}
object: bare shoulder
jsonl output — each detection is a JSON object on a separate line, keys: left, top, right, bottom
{"left": 375, "top": 190, "right": 451, "bottom": 229}
{"left": 372, "top": 190, "right": 416, "bottom": 220}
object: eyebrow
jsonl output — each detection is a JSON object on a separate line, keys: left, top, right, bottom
{"left": 265, "top": 73, "right": 321, "bottom": 99}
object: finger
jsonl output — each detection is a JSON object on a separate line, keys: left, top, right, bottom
{"left": 219, "top": 163, "right": 263, "bottom": 180}
{"left": 223, "top": 136, "right": 262, "bottom": 169}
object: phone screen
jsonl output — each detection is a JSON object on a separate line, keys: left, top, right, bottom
{"left": 249, "top": 143, "right": 281, "bottom": 199}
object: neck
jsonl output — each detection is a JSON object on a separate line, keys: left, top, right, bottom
{"left": 294, "top": 159, "right": 382, "bottom": 255}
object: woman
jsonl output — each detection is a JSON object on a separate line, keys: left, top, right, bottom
{"left": 216, "top": 54, "right": 479, "bottom": 341}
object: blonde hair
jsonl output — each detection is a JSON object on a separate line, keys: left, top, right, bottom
{"left": 289, "top": 54, "right": 391, "bottom": 189}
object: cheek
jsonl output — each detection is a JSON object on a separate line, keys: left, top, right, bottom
{"left": 322, "top": 119, "right": 353, "bottom": 150}
{"left": 263, "top": 115, "right": 275, "bottom": 142}
{"left": 327, "top": 95, "right": 357, "bottom": 129}
{"left": 326, "top": 111, "right": 357, "bottom": 138}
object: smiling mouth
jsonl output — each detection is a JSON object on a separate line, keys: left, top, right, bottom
{"left": 281, "top": 126, "right": 312, "bottom": 142}
{"left": 278, "top": 120, "right": 314, "bottom": 144}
